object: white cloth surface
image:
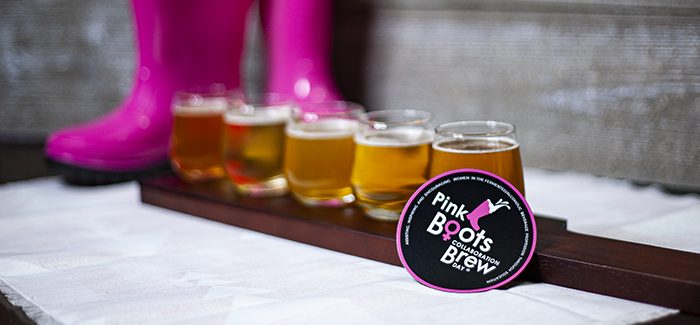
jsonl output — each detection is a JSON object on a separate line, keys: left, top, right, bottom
{"left": 1, "top": 168, "right": 698, "bottom": 324}
{"left": 525, "top": 169, "right": 700, "bottom": 253}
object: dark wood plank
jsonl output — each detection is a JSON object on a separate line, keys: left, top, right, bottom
{"left": 527, "top": 231, "right": 700, "bottom": 315}
{"left": 140, "top": 174, "right": 700, "bottom": 315}
{"left": 140, "top": 174, "right": 401, "bottom": 265}
{"left": 0, "top": 292, "right": 35, "bottom": 325}
{"left": 0, "top": 142, "right": 54, "bottom": 184}
{"left": 642, "top": 313, "right": 700, "bottom": 325}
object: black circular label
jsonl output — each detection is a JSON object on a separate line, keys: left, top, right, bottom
{"left": 396, "top": 169, "right": 536, "bottom": 292}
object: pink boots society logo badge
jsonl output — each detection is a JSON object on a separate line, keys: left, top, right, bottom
{"left": 396, "top": 169, "right": 536, "bottom": 292}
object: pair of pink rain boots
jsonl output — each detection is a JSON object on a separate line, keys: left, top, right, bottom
{"left": 45, "top": 0, "right": 341, "bottom": 184}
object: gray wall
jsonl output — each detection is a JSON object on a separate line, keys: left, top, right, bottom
{"left": 1, "top": 1, "right": 134, "bottom": 141}
{"left": 1, "top": 0, "right": 699, "bottom": 187}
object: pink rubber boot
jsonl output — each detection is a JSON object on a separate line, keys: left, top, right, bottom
{"left": 46, "top": 0, "right": 252, "bottom": 184}
{"left": 260, "top": 0, "right": 343, "bottom": 103}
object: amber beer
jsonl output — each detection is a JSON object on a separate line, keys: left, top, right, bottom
{"left": 284, "top": 102, "right": 364, "bottom": 206}
{"left": 429, "top": 121, "right": 525, "bottom": 195}
{"left": 170, "top": 94, "right": 226, "bottom": 183}
{"left": 351, "top": 110, "right": 433, "bottom": 220}
{"left": 223, "top": 103, "right": 290, "bottom": 196}
{"left": 285, "top": 119, "right": 357, "bottom": 205}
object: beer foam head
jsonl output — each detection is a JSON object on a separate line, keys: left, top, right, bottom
{"left": 355, "top": 127, "right": 434, "bottom": 147}
{"left": 224, "top": 104, "right": 291, "bottom": 126}
{"left": 174, "top": 97, "right": 227, "bottom": 116}
{"left": 286, "top": 118, "right": 357, "bottom": 139}
{"left": 433, "top": 137, "right": 519, "bottom": 153}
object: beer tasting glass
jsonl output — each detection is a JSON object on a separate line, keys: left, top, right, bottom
{"left": 170, "top": 91, "right": 227, "bottom": 183}
{"left": 351, "top": 110, "right": 433, "bottom": 221}
{"left": 430, "top": 121, "right": 525, "bottom": 194}
{"left": 284, "top": 101, "right": 365, "bottom": 207}
{"left": 223, "top": 93, "right": 292, "bottom": 197}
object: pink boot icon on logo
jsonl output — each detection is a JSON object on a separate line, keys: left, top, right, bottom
{"left": 466, "top": 199, "right": 511, "bottom": 231}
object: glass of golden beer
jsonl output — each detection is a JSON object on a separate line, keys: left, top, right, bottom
{"left": 430, "top": 121, "right": 525, "bottom": 194}
{"left": 223, "top": 93, "right": 292, "bottom": 197}
{"left": 284, "top": 101, "right": 365, "bottom": 207}
{"left": 351, "top": 110, "right": 433, "bottom": 221}
{"left": 170, "top": 91, "right": 227, "bottom": 183}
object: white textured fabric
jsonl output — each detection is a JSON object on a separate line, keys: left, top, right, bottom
{"left": 526, "top": 169, "right": 700, "bottom": 253}
{"left": 1, "top": 168, "right": 697, "bottom": 324}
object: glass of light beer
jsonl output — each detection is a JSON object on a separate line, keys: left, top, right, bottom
{"left": 351, "top": 110, "right": 433, "bottom": 221}
{"left": 284, "top": 101, "right": 365, "bottom": 207}
{"left": 170, "top": 91, "right": 227, "bottom": 183}
{"left": 430, "top": 121, "right": 525, "bottom": 194}
{"left": 223, "top": 93, "right": 292, "bottom": 197}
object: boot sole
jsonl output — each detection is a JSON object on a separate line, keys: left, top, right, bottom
{"left": 46, "top": 158, "right": 171, "bottom": 186}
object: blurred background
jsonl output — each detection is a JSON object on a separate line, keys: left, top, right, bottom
{"left": 1, "top": 0, "right": 698, "bottom": 188}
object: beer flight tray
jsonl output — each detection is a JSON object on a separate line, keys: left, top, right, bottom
{"left": 139, "top": 174, "right": 700, "bottom": 315}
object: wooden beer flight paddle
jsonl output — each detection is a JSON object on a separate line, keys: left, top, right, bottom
{"left": 139, "top": 174, "right": 700, "bottom": 315}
